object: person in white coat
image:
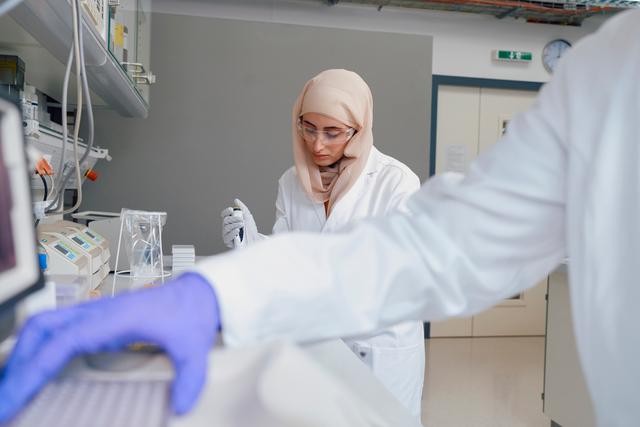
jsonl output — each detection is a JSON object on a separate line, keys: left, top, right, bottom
{"left": 220, "top": 69, "right": 425, "bottom": 417}
{"left": 3, "top": 10, "right": 640, "bottom": 426}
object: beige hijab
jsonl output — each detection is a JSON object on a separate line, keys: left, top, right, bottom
{"left": 292, "top": 69, "right": 374, "bottom": 215}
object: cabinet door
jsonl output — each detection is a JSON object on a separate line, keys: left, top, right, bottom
{"left": 544, "top": 269, "right": 596, "bottom": 426}
{"left": 434, "top": 85, "right": 481, "bottom": 174}
{"left": 430, "top": 85, "right": 479, "bottom": 337}
{"left": 431, "top": 84, "right": 543, "bottom": 337}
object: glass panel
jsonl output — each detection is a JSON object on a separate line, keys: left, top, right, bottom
{"left": 107, "top": 0, "right": 152, "bottom": 104}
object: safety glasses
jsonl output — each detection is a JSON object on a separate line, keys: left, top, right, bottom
{"left": 296, "top": 118, "right": 357, "bottom": 145}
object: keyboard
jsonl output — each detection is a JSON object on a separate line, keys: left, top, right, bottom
{"left": 7, "top": 376, "right": 170, "bottom": 427}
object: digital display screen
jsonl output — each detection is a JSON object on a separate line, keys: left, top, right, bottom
{"left": 85, "top": 230, "right": 95, "bottom": 239}
{"left": 0, "top": 130, "right": 17, "bottom": 274}
{"left": 55, "top": 244, "right": 69, "bottom": 255}
{"left": 72, "top": 236, "right": 85, "bottom": 246}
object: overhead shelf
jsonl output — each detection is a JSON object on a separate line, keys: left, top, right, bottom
{"left": 9, "top": 0, "right": 149, "bottom": 118}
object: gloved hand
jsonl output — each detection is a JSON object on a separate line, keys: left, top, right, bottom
{"left": 0, "top": 273, "right": 220, "bottom": 423}
{"left": 220, "top": 198, "right": 259, "bottom": 248}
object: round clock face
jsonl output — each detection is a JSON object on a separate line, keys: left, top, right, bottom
{"left": 543, "top": 39, "right": 572, "bottom": 73}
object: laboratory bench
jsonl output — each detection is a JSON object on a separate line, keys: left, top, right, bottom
{"left": 3, "top": 272, "right": 420, "bottom": 427}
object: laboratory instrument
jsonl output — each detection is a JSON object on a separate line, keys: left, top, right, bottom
{"left": 37, "top": 222, "right": 108, "bottom": 288}
{"left": 73, "top": 211, "right": 122, "bottom": 271}
{"left": 6, "top": 376, "right": 169, "bottom": 427}
{"left": 0, "top": 55, "right": 25, "bottom": 97}
{"left": 38, "top": 224, "right": 104, "bottom": 271}
{"left": 0, "top": 94, "right": 43, "bottom": 343}
{"left": 56, "top": 220, "right": 110, "bottom": 264}
{"left": 232, "top": 208, "right": 244, "bottom": 248}
{"left": 172, "top": 245, "right": 195, "bottom": 275}
{"left": 37, "top": 234, "right": 91, "bottom": 277}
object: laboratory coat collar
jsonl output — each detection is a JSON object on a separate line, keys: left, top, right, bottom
{"left": 319, "top": 147, "right": 381, "bottom": 231}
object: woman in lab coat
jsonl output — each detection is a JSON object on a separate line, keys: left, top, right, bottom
{"left": 220, "top": 69, "right": 425, "bottom": 417}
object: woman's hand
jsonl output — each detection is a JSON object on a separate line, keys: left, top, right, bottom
{"left": 220, "top": 199, "right": 258, "bottom": 248}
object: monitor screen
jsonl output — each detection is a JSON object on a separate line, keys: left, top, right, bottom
{"left": 0, "top": 131, "right": 16, "bottom": 274}
{"left": 0, "top": 96, "right": 41, "bottom": 323}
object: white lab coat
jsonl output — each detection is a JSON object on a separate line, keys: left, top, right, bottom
{"left": 197, "top": 11, "right": 640, "bottom": 425}
{"left": 256, "top": 146, "right": 425, "bottom": 417}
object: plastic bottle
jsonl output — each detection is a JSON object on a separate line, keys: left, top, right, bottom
{"left": 37, "top": 243, "right": 48, "bottom": 272}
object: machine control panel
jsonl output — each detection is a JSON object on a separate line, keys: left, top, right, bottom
{"left": 41, "top": 238, "right": 79, "bottom": 262}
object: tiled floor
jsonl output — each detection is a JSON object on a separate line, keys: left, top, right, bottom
{"left": 421, "top": 337, "right": 549, "bottom": 427}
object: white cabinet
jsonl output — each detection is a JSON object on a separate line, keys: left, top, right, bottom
{"left": 543, "top": 267, "right": 596, "bottom": 427}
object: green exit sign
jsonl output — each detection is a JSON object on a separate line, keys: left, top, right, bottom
{"left": 493, "top": 50, "right": 533, "bottom": 62}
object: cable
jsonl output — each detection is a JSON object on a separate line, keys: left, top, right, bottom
{"left": 47, "top": 174, "right": 55, "bottom": 200}
{"left": 47, "top": 0, "right": 80, "bottom": 212}
{"left": 58, "top": 0, "right": 83, "bottom": 215}
{"left": 48, "top": 0, "right": 94, "bottom": 215}
{"left": 47, "top": 46, "right": 74, "bottom": 210}
{"left": 47, "top": 0, "right": 87, "bottom": 215}
{"left": 56, "top": 0, "right": 94, "bottom": 211}
{"left": 39, "top": 174, "right": 48, "bottom": 202}
{"left": 0, "top": 0, "right": 23, "bottom": 16}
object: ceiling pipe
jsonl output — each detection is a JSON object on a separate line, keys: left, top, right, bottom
{"left": 415, "top": 0, "right": 615, "bottom": 16}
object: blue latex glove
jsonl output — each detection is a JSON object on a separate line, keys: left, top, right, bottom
{"left": 0, "top": 273, "right": 220, "bottom": 423}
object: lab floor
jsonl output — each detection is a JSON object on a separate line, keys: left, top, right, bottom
{"left": 421, "top": 337, "right": 549, "bottom": 427}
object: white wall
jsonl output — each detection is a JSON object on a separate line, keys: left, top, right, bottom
{"left": 154, "top": 0, "right": 607, "bottom": 83}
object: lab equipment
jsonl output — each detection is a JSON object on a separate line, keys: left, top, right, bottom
{"left": 20, "top": 85, "right": 39, "bottom": 137}
{"left": 0, "top": 55, "right": 25, "bottom": 97}
{"left": 232, "top": 208, "right": 244, "bottom": 248}
{"left": 6, "top": 377, "right": 169, "bottom": 427}
{"left": 0, "top": 94, "right": 43, "bottom": 343}
{"left": 37, "top": 244, "right": 47, "bottom": 271}
{"left": 114, "top": 209, "right": 168, "bottom": 283}
{"left": 72, "top": 211, "right": 122, "bottom": 271}
{"left": 47, "top": 274, "right": 93, "bottom": 307}
{"left": 27, "top": 128, "right": 110, "bottom": 192}
{"left": 0, "top": 273, "right": 220, "bottom": 422}
{"left": 37, "top": 234, "right": 91, "bottom": 276}
{"left": 56, "top": 220, "right": 111, "bottom": 265}
{"left": 172, "top": 245, "right": 196, "bottom": 275}
{"left": 38, "top": 223, "right": 108, "bottom": 281}
{"left": 81, "top": 0, "right": 109, "bottom": 41}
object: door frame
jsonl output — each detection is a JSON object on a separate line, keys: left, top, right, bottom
{"left": 425, "top": 75, "right": 544, "bottom": 338}
{"left": 429, "top": 75, "right": 544, "bottom": 176}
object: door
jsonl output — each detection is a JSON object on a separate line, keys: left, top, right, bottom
{"left": 431, "top": 84, "right": 545, "bottom": 337}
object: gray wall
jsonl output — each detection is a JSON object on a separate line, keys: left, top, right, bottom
{"left": 82, "top": 13, "right": 432, "bottom": 255}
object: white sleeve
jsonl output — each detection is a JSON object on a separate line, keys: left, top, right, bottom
{"left": 251, "top": 175, "right": 290, "bottom": 241}
{"left": 271, "top": 177, "right": 290, "bottom": 234}
{"left": 196, "top": 49, "right": 571, "bottom": 347}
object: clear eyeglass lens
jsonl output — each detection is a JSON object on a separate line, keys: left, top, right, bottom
{"left": 300, "top": 125, "right": 353, "bottom": 144}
